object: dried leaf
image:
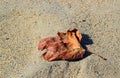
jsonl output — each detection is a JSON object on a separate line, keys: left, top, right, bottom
{"left": 38, "top": 29, "right": 85, "bottom": 61}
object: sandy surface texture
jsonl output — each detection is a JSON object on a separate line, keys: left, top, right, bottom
{"left": 0, "top": 0, "right": 120, "bottom": 78}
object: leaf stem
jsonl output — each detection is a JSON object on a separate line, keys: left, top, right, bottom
{"left": 87, "top": 50, "right": 107, "bottom": 60}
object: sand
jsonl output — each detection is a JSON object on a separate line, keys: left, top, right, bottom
{"left": 0, "top": 0, "right": 120, "bottom": 78}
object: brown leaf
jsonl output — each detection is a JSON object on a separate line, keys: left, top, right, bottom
{"left": 38, "top": 29, "right": 85, "bottom": 61}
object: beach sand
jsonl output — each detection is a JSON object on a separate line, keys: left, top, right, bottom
{"left": 0, "top": 0, "right": 120, "bottom": 78}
